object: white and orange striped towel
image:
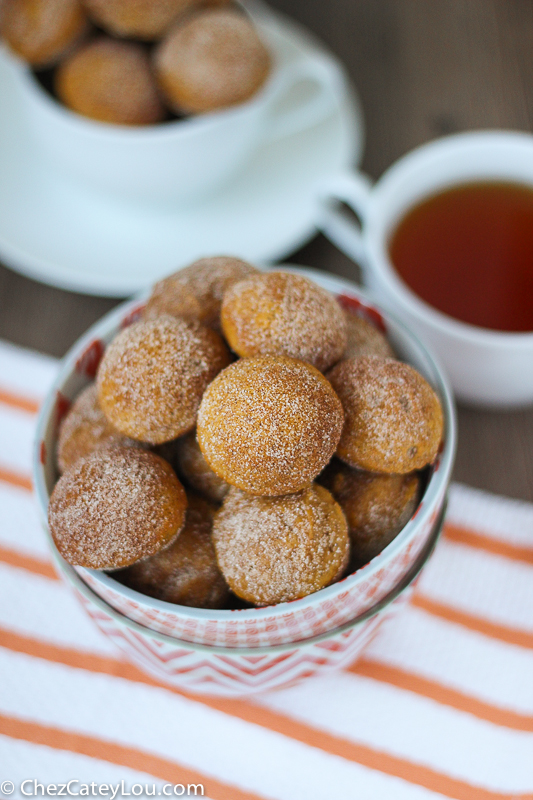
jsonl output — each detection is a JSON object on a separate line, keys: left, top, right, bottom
{"left": 0, "top": 338, "right": 533, "bottom": 800}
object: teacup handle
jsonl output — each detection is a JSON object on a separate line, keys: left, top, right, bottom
{"left": 318, "top": 171, "right": 374, "bottom": 283}
{"left": 265, "top": 55, "right": 345, "bottom": 142}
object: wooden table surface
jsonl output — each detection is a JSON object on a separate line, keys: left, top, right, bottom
{"left": 1, "top": 0, "right": 533, "bottom": 501}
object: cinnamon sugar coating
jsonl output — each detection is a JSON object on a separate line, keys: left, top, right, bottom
{"left": 343, "top": 311, "right": 395, "bottom": 360}
{"left": 327, "top": 356, "right": 444, "bottom": 473}
{"left": 57, "top": 383, "right": 141, "bottom": 474}
{"left": 2, "top": 0, "right": 89, "bottom": 67}
{"left": 321, "top": 460, "right": 420, "bottom": 568}
{"left": 119, "top": 493, "right": 229, "bottom": 608}
{"left": 213, "top": 485, "right": 350, "bottom": 605}
{"left": 48, "top": 445, "right": 187, "bottom": 570}
{"left": 173, "top": 430, "right": 230, "bottom": 503}
{"left": 154, "top": 7, "right": 270, "bottom": 113}
{"left": 221, "top": 271, "right": 348, "bottom": 372}
{"left": 55, "top": 37, "right": 166, "bottom": 124}
{"left": 197, "top": 355, "right": 344, "bottom": 496}
{"left": 81, "top": 0, "right": 223, "bottom": 40}
{"left": 97, "top": 315, "right": 230, "bottom": 445}
{"left": 144, "top": 256, "right": 258, "bottom": 332}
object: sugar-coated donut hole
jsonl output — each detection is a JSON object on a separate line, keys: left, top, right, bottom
{"left": 320, "top": 460, "right": 421, "bottom": 569}
{"left": 81, "top": 0, "right": 229, "bottom": 41}
{"left": 221, "top": 271, "right": 348, "bottom": 372}
{"left": 342, "top": 310, "right": 396, "bottom": 360}
{"left": 56, "top": 383, "right": 142, "bottom": 473}
{"left": 48, "top": 445, "right": 187, "bottom": 570}
{"left": 154, "top": 7, "right": 271, "bottom": 113}
{"left": 197, "top": 355, "right": 345, "bottom": 496}
{"left": 327, "top": 356, "right": 444, "bottom": 474}
{"left": 212, "top": 485, "right": 350, "bottom": 605}
{"left": 163, "top": 430, "right": 231, "bottom": 503}
{"left": 96, "top": 315, "right": 231, "bottom": 445}
{"left": 55, "top": 37, "right": 166, "bottom": 125}
{"left": 144, "top": 256, "right": 259, "bottom": 333}
{"left": 2, "top": 0, "right": 90, "bottom": 68}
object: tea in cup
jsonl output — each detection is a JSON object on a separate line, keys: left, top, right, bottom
{"left": 322, "top": 131, "right": 533, "bottom": 408}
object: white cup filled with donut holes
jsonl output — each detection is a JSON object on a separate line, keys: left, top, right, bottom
{"left": 3, "top": 0, "right": 342, "bottom": 202}
{"left": 2, "top": 0, "right": 270, "bottom": 119}
{"left": 38, "top": 258, "right": 454, "bottom": 649}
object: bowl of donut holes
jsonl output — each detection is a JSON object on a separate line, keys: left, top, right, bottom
{"left": 34, "top": 259, "right": 456, "bottom": 675}
{"left": 2, "top": 0, "right": 342, "bottom": 202}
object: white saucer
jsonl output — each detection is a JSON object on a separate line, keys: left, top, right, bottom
{"left": 0, "top": 8, "right": 363, "bottom": 297}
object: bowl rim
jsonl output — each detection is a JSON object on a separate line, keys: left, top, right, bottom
{"left": 33, "top": 265, "right": 456, "bottom": 625}
{"left": 51, "top": 501, "right": 446, "bottom": 655}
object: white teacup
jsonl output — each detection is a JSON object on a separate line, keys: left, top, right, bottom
{"left": 5, "top": 12, "right": 344, "bottom": 204}
{"left": 321, "top": 130, "right": 533, "bottom": 408}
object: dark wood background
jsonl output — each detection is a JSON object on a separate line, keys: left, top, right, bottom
{"left": 1, "top": 0, "right": 533, "bottom": 500}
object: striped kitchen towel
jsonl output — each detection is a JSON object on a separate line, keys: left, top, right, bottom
{"left": 0, "top": 338, "right": 532, "bottom": 800}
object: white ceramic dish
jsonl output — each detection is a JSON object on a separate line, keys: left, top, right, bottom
{"left": 33, "top": 266, "right": 456, "bottom": 648}
{"left": 8, "top": 12, "right": 344, "bottom": 204}
{"left": 320, "top": 132, "right": 533, "bottom": 408}
{"left": 0, "top": 9, "right": 363, "bottom": 296}
{"left": 49, "top": 504, "right": 445, "bottom": 696}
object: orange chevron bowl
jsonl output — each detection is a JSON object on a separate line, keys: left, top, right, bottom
{"left": 34, "top": 266, "right": 456, "bottom": 650}
{"left": 48, "top": 506, "right": 444, "bottom": 697}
